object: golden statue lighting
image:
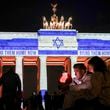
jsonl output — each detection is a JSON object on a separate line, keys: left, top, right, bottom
{"left": 42, "top": 3, "right": 73, "bottom": 29}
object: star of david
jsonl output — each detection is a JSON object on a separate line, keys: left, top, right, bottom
{"left": 53, "top": 37, "right": 64, "bottom": 49}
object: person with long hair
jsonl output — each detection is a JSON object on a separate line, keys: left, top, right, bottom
{"left": 87, "top": 56, "right": 110, "bottom": 110}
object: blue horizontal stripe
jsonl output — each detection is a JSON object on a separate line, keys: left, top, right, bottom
{"left": 38, "top": 50, "right": 77, "bottom": 55}
{"left": 0, "top": 46, "right": 38, "bottom": 50}
{"left": 0, "top": 39, "right": 38, "bottom": 46}
{"left": 77, "top": 39, "right": 110, "bottom": 46}
{"left": 38, "top": 30, "right": 77, "bottom": 36}
{"left": 78, "top": 46, "right": 110, "bottom": 50}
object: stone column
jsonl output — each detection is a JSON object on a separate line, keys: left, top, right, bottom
{"left": 39, "top": 56, "right": 47, "bottom": 110}
{"left": 70, "top": 56, "right": 77, "bottom": 78}
{"left": 39, "top": 56, "right": 47, "bottom": 90}
{"left": 15, "top": 56, "right": 23, "bottom": 91}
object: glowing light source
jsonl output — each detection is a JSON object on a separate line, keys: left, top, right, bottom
{"left": 59, "top": 72, "right": 68, "bottom": 83}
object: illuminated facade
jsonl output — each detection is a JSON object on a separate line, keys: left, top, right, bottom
{"left": 0, "top": 5, "right": 109, "bottom": 110}
{"left": 0, "top": 31, "right": 110, "bottom": 99}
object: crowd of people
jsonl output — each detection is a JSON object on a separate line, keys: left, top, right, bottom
{"left": 62, "top": 56, "right": 110, "bottom": 110}
{"left": 0, "top": 56, "right": 110, "bottom": 110}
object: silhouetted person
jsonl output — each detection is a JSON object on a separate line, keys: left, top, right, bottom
{"left": 0, "top": 96, "right": 4, "bottom": 110}
{"left": 44, "top": 91, "right": 52, "bottom": 110}
{"left": 37, "top": 91, "right": 44, "bottom": 110}
{"left": 52, "top": 92, "right": 59, "bottom": 110}
{"left": 0, "top": 67, "right": 22, "bottom": 110}
{"left": 29, "top": 92, "right": 38, "bottom": 110}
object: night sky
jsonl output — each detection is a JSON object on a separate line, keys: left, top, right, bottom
{"left": 0, "top": 0, "right": 110, "bottom": 32}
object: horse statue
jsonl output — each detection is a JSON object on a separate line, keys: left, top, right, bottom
{"left": 65, "top": 17, "right": 73, "bottom": 29}
{"left": 58, "top": 16, "right": 65, "bottom": 29}
{"left": 42, "top": 16, "right": 49, "bottom": 29}
{"left": 50, "top": 14, "right": 58, "bottom": 29}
